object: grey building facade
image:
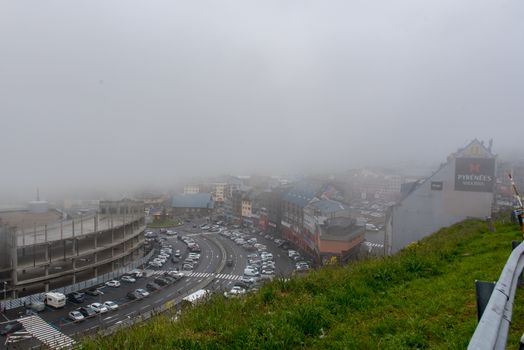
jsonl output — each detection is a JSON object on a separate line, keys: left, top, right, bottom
{"left": 385, "top": 140, "right": 496, "bottom": 254}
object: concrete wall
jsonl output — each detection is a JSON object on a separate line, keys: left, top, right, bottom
{"left": 387, "top": 157, "right": 494, "bottom": 254}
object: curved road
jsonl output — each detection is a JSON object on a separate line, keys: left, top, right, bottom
{"left": 1, "top": 220, "right": 296, "bottom": 348}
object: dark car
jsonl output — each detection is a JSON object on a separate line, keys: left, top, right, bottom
{"left": 0, "top": 322, "right": 23, "bottom": 336}
{"left": 68, "top": 291, "right": 85, "bottom": 303}
{"left": 226, "top": 258, "right": 234, "bottom": 267}
{"left": 162, "top": 276, "right": 176, "bottom": 284}
{"left": 189, "top": 245, "right": 201, "bottom": 253}
{"left": 146, "top": 282, "right": 161, "bottom": 291}
{"left": 154, "top": 277, "right": 170, "bottom": 286}
{"left": 78, "top": 306, "right": 97, "bottom": 318}
{"left": 171, "top": 257, "right": 180, "bottom": 264}
{"left": 126, "top": 291, "right": 143, "bottom": 301}
{"left": 234, "top": 281, "right": 250, "bottom": 290}
{"left": 85, "top": 288, "right": 102, "bottom": 296}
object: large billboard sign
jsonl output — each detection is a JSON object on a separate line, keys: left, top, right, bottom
{"left": 455, "top": 158, "right": 495, "bottom": 192}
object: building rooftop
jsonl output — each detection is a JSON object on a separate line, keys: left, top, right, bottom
{"left": 283, "top": 181, "right": 323, "bottom": 208}
{"left": 309, "top": 199, "right": 347, "bottom": 214}
{"left": 320, "top": 217, "right": 364, "bottom": 241}
{"left": 0, "top": 210, "right": 63, "bottom": 231}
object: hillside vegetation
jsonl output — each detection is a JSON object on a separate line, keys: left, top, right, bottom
{"left": 82, "top": 216, "right": 524, "bottom": 349}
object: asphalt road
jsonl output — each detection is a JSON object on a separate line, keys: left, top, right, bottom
{"left": 0, "top": 219, "right": 297, "bottom": 347}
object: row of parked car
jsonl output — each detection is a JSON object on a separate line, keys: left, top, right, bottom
{"left": 178, "top": 236, "right": 202, "bottom": 271}
{"left": 288, "top": 250, "right": 311, "bottom": 271}
{"left": 244, "top": 251, "right": 276, "bottom": 278}
{"left": 148, "top": 238, "right": 175, "bottom": 268}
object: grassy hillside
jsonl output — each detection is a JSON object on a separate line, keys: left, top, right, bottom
{"left": 81, "top": 217, "right": 524, "bottom": 349}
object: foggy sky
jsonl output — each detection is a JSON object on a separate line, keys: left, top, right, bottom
{"left": 1, "top": 1, "right": 524, "bottom": 202}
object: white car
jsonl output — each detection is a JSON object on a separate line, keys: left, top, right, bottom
{"left": 149, "top": 261, "right": 162, "bottom": 268}
{"left": 240, "top": 277, "right": 255, "bottom": 284}
{"left": 121, "top": 275, "right": 136, "bottom": 283}
{"left": 105, "top": 280, "right": 121, "bottom": 288}
{"left": 261, "top": 269, "right": 275, "bottom": 275}
{"left": 229, "top": 286, "right": 246, "bottom": 295}
{"left": 103, "top": 301, "right": 119, "bottom": 311}
{"left": 244, "top": 268, "right": 260, "bottom": 277}
{"left": 68, "top": 310, "right": 85, "bottom": 322}
{"left": 135, "top": 288, "right": 150, "bottom": 298}
{"left": 89, "top": 302, "right": 109, "bottom": 314}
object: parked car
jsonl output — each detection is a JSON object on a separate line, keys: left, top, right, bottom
{"left": 129, "top": 269, "right": 144, "bottom": 278}
{"left": 0, "top": 321, "right": 24, "bottom": 336}
{"left": 149, "top": 261, "right": 162, "bottom": 268}
{"left": 68, "top": 310, "right": 85, "bottom": 322}
{"left": 79, "top": 306, "right": 97, "bottom": 318}
{"left": 227, "top": 286, "right": 246, "bottom": 296}
{"left": 26, "top": 301, "right": 45, "bottom": 312}
{"left": 103, "top": 301, "right": 119, "bottom": 311}
{"left": 240, "top": 276, "right": 255, "bottom": 284}
{"left": 146, "top": 282, "right": 161, "bottom": 291}
{"left": 85, "top": 288, "right": 104, "bottom": 296}
{"left": 67, "top": 291, "right": 85, "bottom": 303}
{"left": 126, "top": 291, "right": 143, "bottom": 301}
{"left": 135, "top": 288, "right": 150, "bottom": 298}
{"left": 154, "top": 277, "right": 170, "bottom": 286}
{"left": 88, "top": 302, "right": 109, "bottom": 314}
{"left": 121, "top": 275, "right": 136, "bottom": 283}
{"left": 244, "top": 268, "right": 260, "bottom": 277}
{"left": 105, "top": 280, "right": 121, "bottom": 288}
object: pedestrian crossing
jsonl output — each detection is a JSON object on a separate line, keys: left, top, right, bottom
{"left": 18, "top": 315, "right": 75, "bottom": 349}
{"left": 145, "top": 269, "right": 242, "bottom": 281}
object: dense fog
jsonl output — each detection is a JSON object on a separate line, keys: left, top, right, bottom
{"left": 1, "top": 1, "right": 523, "bottom": 202}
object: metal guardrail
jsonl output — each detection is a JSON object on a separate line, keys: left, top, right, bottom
{"left": 468, "top": 240, "right": 524, "bottom": 349}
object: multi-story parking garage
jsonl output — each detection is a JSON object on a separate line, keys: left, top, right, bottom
{"left": 0, "top": 199, "right": 145, "bottom": 298}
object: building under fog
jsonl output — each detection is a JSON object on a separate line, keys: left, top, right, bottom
{"left": 385, "top": 139, "right": 496, "bottom": 254}
{"left": 0, "top": 199, "right": 145, "bottom": 299}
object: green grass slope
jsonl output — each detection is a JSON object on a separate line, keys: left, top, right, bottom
{"left": 81, "top": 217, "right": 524, "bottom": 349}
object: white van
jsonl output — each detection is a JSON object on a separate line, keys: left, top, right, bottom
{"left": 44, "top": 292, "right": 66, "bottom": 308}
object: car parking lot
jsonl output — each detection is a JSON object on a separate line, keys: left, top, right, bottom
{"left": 0, "top": 219, "right": 308, "bottom": 347}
